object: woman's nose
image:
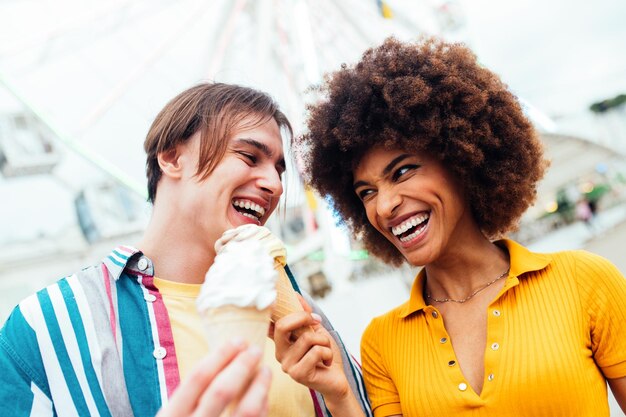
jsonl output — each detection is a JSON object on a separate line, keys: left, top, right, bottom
{"left": 376, "top": 187, "right": 402, "bottom": 218}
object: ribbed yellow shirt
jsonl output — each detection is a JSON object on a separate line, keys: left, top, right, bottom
{"left": 361, "top": 240, "right": 626, "bottom": 416}
{"left": 153, "top": 278, "right": 315, "bottom": 417}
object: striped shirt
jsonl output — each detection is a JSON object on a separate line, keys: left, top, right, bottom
{"left": 0, "top": 246, "right": 372, "bottom": 417}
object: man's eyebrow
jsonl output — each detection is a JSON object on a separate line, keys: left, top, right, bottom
{"left": 353, "top": 154, "right": 412, "bottom": 190}
{"left": 236, "top": 138, "right": 286, "bottom": 171}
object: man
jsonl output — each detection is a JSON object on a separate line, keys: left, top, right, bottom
{"left": 0, "top": 83, "right": 370, "bottom": 417}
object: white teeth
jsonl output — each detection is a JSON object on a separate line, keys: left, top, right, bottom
{"left": 391, "top": 213, "right": 429, "bottom": 236}
{"left": 233, "top": 200, "right": 266, "bottom": 218}
{"left": 399, "top": 222, "right": 428, "bottom": 242}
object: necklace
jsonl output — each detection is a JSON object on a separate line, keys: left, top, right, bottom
{"left": 425, "top": 268, "right": 510, "bottom": 304}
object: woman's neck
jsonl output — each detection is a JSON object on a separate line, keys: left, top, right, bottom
{"left": 423, "top": 234, "right": 509, "bottom": 302}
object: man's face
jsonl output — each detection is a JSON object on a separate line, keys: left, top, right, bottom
{"left": 176, "top": 116, "right": 285, "bottom": 250}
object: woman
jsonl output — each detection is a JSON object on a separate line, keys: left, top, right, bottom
{"left": 274, "top": 37, "right": 626, "bottom": 416}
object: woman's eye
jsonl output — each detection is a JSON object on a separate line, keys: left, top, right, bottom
{"left": 358, "top": 189, "right": 375, "bottom": 201}
{"left": 392, "top": 164, "right": 418, "bottom": 181}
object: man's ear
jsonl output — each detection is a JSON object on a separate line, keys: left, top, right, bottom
{"left": 157, "top": 147, "right": 184, "bottom": 180}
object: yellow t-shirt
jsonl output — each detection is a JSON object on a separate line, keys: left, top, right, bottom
{"left": 361, "top": 239, "right": 626, "bottom": 417}
{"left": 153, "top": 278, "right": 315, "bottom": 417}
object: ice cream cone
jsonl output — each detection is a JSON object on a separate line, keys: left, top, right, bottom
{"left": 201, "top": 305, "right": 271, "bottom": 417}
{"left": 213, "top": 225, "right": 312, "bottom": 333}
{"left": 197, "top": 238, "right": 278, "bottom": 417}
{"left": 271, "top": 262, "right": 305, "bottom": 322}
{"left": 271, "top": 262, "right": 313, "bottom": 337}
{"left": 202, "top": 305, "right": 272, "bottom": 353}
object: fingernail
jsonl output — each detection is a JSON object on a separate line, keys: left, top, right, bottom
{"left": 260, "top": 366, "right": 272, "bottom": 378}
{"left": 248, "top": 344, "right": 262, "bottom": 358}
{"left": 230, "top": 337, "right": 245, "bottom": 348}
{"left": 311, "top": 313, "right": 322, "bottom": 322}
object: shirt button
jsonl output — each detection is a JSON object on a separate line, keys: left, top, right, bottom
{"left": 144, "top": 293, "right": 157, "bottom": 302}
{"left": 491, "top": 342, "right": 500, "bottom": 351}
{"left": 458, "top": 382, "right": 468, "bottom": 391}
{"left": 153, "top": 347, "right": 167, "bottom": 359}
{"left": 448, "top": 360, "right": 456, "bottom": 367}
{"left": 488, "top": 373, "right": 495, "bottom": 381}
{"left": 493, "top": 309, "right": 501, "bottom": 317}
{"left": 440, "top": 337, "right": 448, "bottom": 344}
{"left": 432, "top": 311, "right": 439, "bottom": 318}
{"left": 138, "top": 257, "right": 149, "bottom": 271}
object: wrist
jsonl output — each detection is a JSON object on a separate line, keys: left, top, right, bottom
{"left": 323, "top": 383, "right": 350, "bottom": 406}
{"left": 323, "top": 386, "right": 364, "bottom": 417}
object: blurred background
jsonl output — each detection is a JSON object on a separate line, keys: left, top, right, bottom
{"left": 1, "top": 0, "right": 625, "bottom": 412}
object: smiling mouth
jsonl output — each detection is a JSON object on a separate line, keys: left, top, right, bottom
{"left": 391, "top": 212, "right": 430, "bottom": 243}
{"left": 232, "top": 199, "right": 266, "bottom": 221}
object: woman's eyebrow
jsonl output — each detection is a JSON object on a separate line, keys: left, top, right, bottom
{"left": 353, "top": 179, "right": 369, "bottom": 190}
{"left": 353, "top": 154, "right": 412, "bottom": 189}
{"left": 382, "top": 154, "right": 411, "bottom": 176}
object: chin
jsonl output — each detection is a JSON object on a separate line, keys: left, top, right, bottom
{"left": 402, "top": 247, "right": 436, "bottom": 267}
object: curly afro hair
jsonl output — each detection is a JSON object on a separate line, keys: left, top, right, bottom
{"left": 297, "top": 36, "right": 547, "bottom": 265}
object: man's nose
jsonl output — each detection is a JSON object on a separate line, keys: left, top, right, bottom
{"left": 258, "top": 167, "right": 283, "bottom": 196}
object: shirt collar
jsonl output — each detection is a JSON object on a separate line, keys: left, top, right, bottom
{"left": 496, "top": 239, "right": 551, "bottom": 278}
{"left": 398, "top": 239, "right": 552, "bottom": 318}
{"left": 102, "top": 245, "right": 150, "bottom": 280}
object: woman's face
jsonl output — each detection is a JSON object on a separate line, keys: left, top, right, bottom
{"left": 353, "top": 146, "right": 475, "bottom": 266}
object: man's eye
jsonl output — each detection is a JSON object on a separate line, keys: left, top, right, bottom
{"left": 239, "top": 152, "right": 257, "bottom": 163}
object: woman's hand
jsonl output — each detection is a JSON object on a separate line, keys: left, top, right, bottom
{"left": 273, "top": 310, "right": 350, "bottom": 400}
{"left": 157, "top": 340, "right": 272, "bottom": 417}
{"left": 272, "top": 303, "right": 365, "bottom": 416}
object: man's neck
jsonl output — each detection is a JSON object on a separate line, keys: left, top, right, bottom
{"left": 138, "top": 216, "right": 216, "bottom": 285}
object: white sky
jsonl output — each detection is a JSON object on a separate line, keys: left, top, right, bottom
{"left": 1, "top": 0, "right": 625, "bottom": 244}
{"left": 460, "top": 0, "right": 626, "bottom": 118}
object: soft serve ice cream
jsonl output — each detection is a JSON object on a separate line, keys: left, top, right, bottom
{"left": 198, "top": 238, "right": 277, "bottom": 311}
{"left": 215, "top": 224, "right": 287, "bottom": 267}
{"left": 214, "top": 224, "right": 309, "bottom": 328}
{"left": 197, "top": 238, "right": 277, "bottom": 355}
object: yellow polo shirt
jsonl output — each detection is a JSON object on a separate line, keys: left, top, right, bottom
{"left": 361, "top": 239, "right": 626, "bottom": 416}
{"left": 153, "top": 278, "right": 315, "bottom": 417}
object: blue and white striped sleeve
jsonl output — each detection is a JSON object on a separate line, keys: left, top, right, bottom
{"left": 0, "top": 305, "right": 54, "bottom": 416}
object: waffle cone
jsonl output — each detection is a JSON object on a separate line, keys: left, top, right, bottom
{"left": 202, "top": 305, "right": 271, "bottom": 354}
{"left": 271, "top": 262, "right": 313, "bottom": 336}
{"left": 201, "top": 306, "right": 271, "bottom": 416}
{"left": 271, "top": 263, "right": 304, "bottom": 322}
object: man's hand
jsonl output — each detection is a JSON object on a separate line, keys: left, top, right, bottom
{"left": 157, "top": 340, "right": 272, "bottom": 417}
